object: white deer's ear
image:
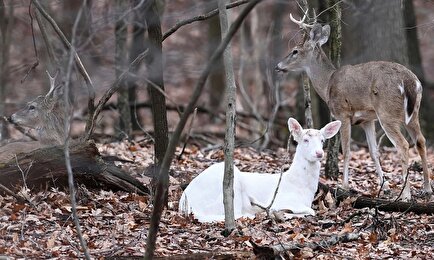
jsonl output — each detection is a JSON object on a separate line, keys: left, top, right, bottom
{"left": 288, "top": 117, "right": 303, "bottom": 141}
{"left": 321, "top": 120, "right": 341, "bottom": 139}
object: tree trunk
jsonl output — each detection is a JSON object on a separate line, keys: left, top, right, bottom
{"left": 341, "top": 0, "right": 408, "bottom": 66}
{"left": 128, "top": 0, "right": 147, "bottom": 131}
{"left": 402, "top": 0, "right": 434, "bottom": 141}
{"left": 0, "top": 0, "right": 12, "bottom": 141}
{"left": 207, "top": 0, "right": 225, "bottom": 120}
{"left": 0, "top": 141, "right": 149, "bottom": 195}
{"left": 144, "top": 0, "right": 169, "bottom": 259}
{"left": 219, "top": 0, "right": 237, "bottom": 233}
{"left": 115, "top": 0, "right": 132, "bottom": 138}
{"left": 324, "top": 0, "right": 342, "bottom": 180}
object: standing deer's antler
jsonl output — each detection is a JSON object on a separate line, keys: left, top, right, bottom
{"left": 290, "top": 7, "right": 315, "bottom": 30}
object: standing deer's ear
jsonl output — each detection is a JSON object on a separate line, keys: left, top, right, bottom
{"left": 309, "top": 24, "right": 330, "bottom": 47}
{"left": 321, "top": 120, "right": 341, "bottom": 139}
{"left": 288, "top": 117, "right": 303, "bottom": 141}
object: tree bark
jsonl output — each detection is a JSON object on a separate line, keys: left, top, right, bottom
{"left": 324, "top": 0, "right": 342, "bottom": 180}
{"left": 341, "top": 0, "right": 408, "bottom": 67}
{"left": 207, "top": 0, "right": 225, "bottom": 119}
{"left": 115, "top": 0, "right": 132, "bottom": 137}
{"left": 144, "top": 1, "right": 169, "bottom": 167}
{"left": 144, "top": 0, "right": 170, "bottom": 259}
{"left": 0, "top": 0, "right": 12, "bottom": 141}
{"left": 0, "top": 141, "right": 149, "bottom": 195}
{"left": 219, "top": 0, "right": 237, "bottom": 233}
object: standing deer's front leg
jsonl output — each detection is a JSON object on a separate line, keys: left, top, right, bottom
{"left": 340, "top": 119, "right": 352, "bottom": 189}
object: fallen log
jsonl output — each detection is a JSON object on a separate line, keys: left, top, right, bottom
{"left": 0, "top": 140, "right": 149, "bottom": 196}
{"left": 251, "top": 233, "right": 359, "bottom": 258}
{"left": 318, "top": 182, "right": 434, "bottom": 214}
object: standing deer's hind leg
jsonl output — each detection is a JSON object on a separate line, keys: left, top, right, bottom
{"left": 405, "top": 118, "right": 432, "bottom": 194}
{"left": 361, "top": 121, "right": 389, "bottom": 191}
{"left": 380, "top": 121, "right": 411, "bottom": 201}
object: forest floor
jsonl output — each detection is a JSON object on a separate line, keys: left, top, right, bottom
{"left": 1, "top": 138, "right": 434, "bottom": 259}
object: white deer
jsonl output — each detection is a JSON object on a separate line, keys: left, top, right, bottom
{"left": 275, "top": 13, "right": 432, "bottom": 200}
{"left": 179, "top": 118, "right": 341, "bottom": 222}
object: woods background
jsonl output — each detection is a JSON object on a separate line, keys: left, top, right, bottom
{"left": 1, "top": 0, "right": 434, "bottom": 259}
{"left": 1, "top": 0, "right": 433, "bottom": 147}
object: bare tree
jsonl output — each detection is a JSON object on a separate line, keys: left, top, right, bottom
{"left": 114, "top": 0, "right": 132, "bottom": 137}
{"left": 324, "top": 0, "right": 342, "bottom": 180}
{"left": 0, "top": 0, "right": 12, "bottom": 141}
{"left": 219, "top": 0, "right": 236, "bottom": 233}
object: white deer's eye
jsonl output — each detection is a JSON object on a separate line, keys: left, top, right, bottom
{"left": 303, "top": 139, "right": 309, "bottom": 143}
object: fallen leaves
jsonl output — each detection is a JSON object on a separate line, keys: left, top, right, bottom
{"left": 0, "top": 142, "right": 434, "bottom": 258}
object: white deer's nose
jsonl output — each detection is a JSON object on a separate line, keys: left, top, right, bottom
{"left": 315, "top": 151, "right": 324, "bottom": 159}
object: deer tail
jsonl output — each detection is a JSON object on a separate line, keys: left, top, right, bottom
{"left": 402, "top": 79, "right": 421, "bottom": 125}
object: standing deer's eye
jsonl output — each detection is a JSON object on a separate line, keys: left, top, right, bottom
{"left": 292, "top": 49, "right": 298, "bottom": 56}
{"left": 28, "top": 105, "right": 35, "bottom": 111}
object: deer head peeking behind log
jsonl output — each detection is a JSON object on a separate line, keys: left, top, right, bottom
{"left": 10, "top": 71, "right": 69, "bottom": 145}
{"left": 275, "top": 11, "right": 432, "bottom": 201}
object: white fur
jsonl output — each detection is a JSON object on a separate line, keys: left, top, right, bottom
{"left": 179, "top": 118, "right": 341, "bottom": 222}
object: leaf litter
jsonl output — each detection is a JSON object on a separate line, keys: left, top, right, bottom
{"left": 1, "top": 140, "right": 434, "bottom": 258}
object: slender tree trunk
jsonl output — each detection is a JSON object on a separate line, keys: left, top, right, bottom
{"left": 115, "top": 0, "right": 131, "bottom": 137}
{"left": 324, "top": 0, "right": 342, "bottom": 180}
{"left": 207, "top": 0, "right": 225, "bottom": 120}
{"left": 0, "top": 0, "right": 12, "bottom": 141}
{"left": 128, "top": 0, "right": 146, "bottom": 131}
{"left": 144, "top": 0, "right": 169, "bottom": 259}
{"left": 219, "top": 0, "right": 236, "bottom": 233}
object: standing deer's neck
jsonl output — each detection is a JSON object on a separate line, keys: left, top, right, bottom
{"left": 305, "top": 51, "right": 336, "bottom": 103}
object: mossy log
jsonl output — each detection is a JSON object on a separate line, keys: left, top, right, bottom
{"left": 0, "top": 141, "right": 149, "bottom": 195}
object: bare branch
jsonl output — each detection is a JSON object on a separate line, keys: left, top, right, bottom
{"left": 162, "top": 0, "right": 248, "bottom": 41}
{"left": 63, "top": 1, "right": 91, "bottom": 258}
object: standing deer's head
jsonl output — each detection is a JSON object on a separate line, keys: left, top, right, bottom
{"left": 11, "top": 71, "right": 68, "bottom": 144}
{"left": 275, "top": 11, "right": 330, "bottom": 74}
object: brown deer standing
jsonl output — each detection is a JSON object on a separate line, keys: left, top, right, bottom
{"left": 0, "top": 72, "right": 68, "bottom": 162}
{"left": 275, "top": 14, "right": 432, "bottom": 200}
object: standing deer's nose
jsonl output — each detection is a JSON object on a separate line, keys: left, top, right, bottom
{"left": 316, "top": 151, "right": 324, "bottom": 158}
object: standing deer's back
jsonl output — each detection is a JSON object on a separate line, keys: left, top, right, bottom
{"left": 329, "top": 61, "right": 421, "bottom": 126}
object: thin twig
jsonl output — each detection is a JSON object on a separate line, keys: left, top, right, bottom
{"left": 63, "top": 1, "right": 91, "bottom": 259}
{"left": 21, "top": 2, "right": 39, "bottom": 83}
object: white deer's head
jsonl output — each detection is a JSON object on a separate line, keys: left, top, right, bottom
{"left": 288, "top": 118, "right": 341, "bottom": 163}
